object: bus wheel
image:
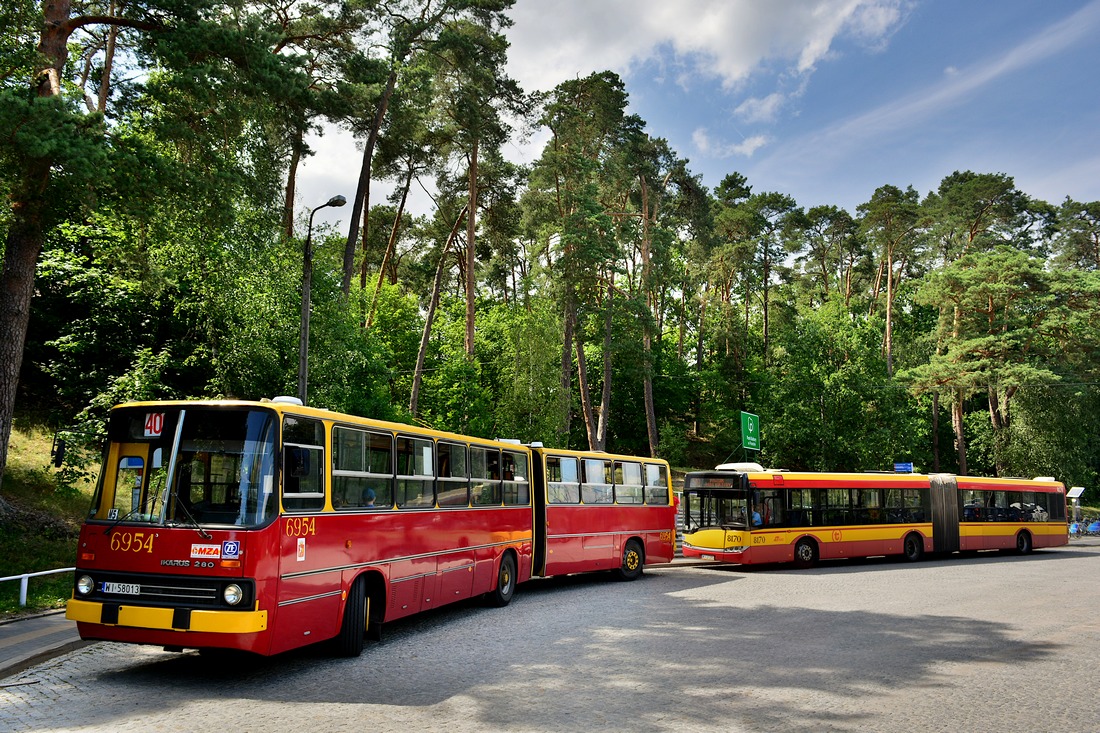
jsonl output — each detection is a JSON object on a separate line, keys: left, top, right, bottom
{"left": 1016, "top": 531, "right": 1033, "bottom": 554}
{"left": 336, "top": 577, "right": 366, "bottom": 657}
{"left": 487, "top": 553, "right": 516, "bottom": 607}
{"left": 903, "top": 533, "right": 924, "bottom": 562}
{"left": 793, "top": 538, "right": 818, "bottom": 569}
{"left": 617, "top": 539, "right": 644, "bottom": 581}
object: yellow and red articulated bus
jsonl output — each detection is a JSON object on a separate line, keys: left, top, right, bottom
{"left": 66, "top": 399, "right": 676, "bottom": 657}
{"left": 680, "top": 463, "right": 1067, "bottom": 567}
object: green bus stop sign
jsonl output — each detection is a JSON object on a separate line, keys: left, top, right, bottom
{"left": 741, "top": 411, "right": 760, "bottom": 451}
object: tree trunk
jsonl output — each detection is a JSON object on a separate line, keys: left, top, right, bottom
{"left": 1, "top": 0, "right": 74, "bottom": 488}
{"left": 575, "top": 321, "right": 598, "bottom": 451}
{"left": 344, "top": 68, "right": 397, "bottom": 295}
{"left": 0, "top": 163, "right": 50, "bottom": 490}
{"left": 931, "top": 392, "right": 940, "bottom": 473}
{"left": 366, "top": 165, "right": 412, "bottom": 329}
{"left": 282, "top": 128, "right": 303, "bottom": 240}
{"left": 464, "top": 138, "right": 478, "bottom": 357}
{"left": 558, "top": 297, "right": 575, "bottom": 444}
{"left": 97, "top": 0, "right": 118, "bottom": 113}
{"left": 410, "top": 205, "right": 467, "bottom": 417}
{"left": 885, "top": 248, "right": 894, "bottom": 378}
{"left": 693, "top": 283, "right": 708, "bottom": 436}
{"left": 595, "top": 285, "right": 613, "bottom": 450}
{"left": 639, "top": 176, "right": 659, "bottom": 456}
{"left": 952, "top": 391, "right": 967, "bottom": 476}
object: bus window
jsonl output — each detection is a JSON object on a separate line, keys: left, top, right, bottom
{"left": 614, "top": 462, "right": 643, "bottom": 504}
{"left": 758, "top": 488, "right": 783, "bottom": 526}
{"left": 503, "top": 450, "right": 529, "bottom": 505}
{"left": 283, "top": 417, "right": 325, "bottom": 512}
{"left": 788, "top": 488, "right": 813, "bottom": 527}
{"left": 332, "top": 427, "right": 392, "bottom": 509}
{"left": 471, "top": 447, "right": 502, "bottom": 505}
{"left": 644, "top": 463, "right": 669, "bottom": 504}
{"left": 110, "top": 455, "right": 146, "bottom": 520}
{"left": 904, "top": 489, "right": 927, "bottom": 522}
{"left": 547, "top": 456, "right": 580, "bottom": 503}
{"left": 396, "top": 436, "right": 434, "bottom": 508}
{"left": 825, "top": 488, "right": 851, "bottom": 526}
{"left": 581, "top": 459, "right": 612, "bottom": 504}
{"left": 854, "top": 488, "right": 884, "bottom": 524}
{"left": 437, "top": 442, "right": 469, "bottom": 507}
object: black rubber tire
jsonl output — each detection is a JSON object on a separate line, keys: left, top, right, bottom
{"left": 903, "top": 533, "right": 924, "bottom": 562}
{"left": 617, "top": 539, "right": 645, "bottom": 581}
{"left": 793, "top": 538, "right": 818, "bottom": 568}
{"left": 336, "top": 577, "right": 366, "bottom": 657}
{"left": 1016, "top": 531, "right": 1033, "bottom": 554}
{"left": 487, "top": 553, "right": 517, "bottom": 607}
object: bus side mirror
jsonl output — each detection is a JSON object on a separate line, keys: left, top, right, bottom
{"left": 51, "top": 436, "right": 66, "bottom": 468}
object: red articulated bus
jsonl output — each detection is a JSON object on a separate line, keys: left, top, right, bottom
{"left": 681, "top": 463, "right": 1067, "bottom": 567}
{"left": 65, "top": 399, "right": 676, "bottom": 656}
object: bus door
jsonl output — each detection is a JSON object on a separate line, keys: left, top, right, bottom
{"left": 274, "top": 417, "right": 342, "bottom": 651}
{"left": 530, "top": 451, "right": 549, "bottom": 576}
{"left": 930, "top": 475, "right": 960, "bottom": 553}
{"left": 100, "top": 443, "right": 167, "bottom": 522}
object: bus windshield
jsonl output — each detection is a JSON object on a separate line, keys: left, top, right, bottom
{"left": 684, "top": 489, "right": 750, "bottom": 531}
{"left": 94, "top": 407, "right": 278, "bottom": 529}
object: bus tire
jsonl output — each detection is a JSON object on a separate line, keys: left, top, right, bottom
{"left": 487, "top": 552, "right": 517, "bottom": 608}
{"left": 336, "top": 577, "right": 366, "bottom": 657}
{"left": 617, "top": 539, "right": 644, "bottom": 581}
{"left": 793, "top": 538, "right": 818, "bottom": 568}
{"left": 903, "top": 533, "right": 924, "bottom": 562}
{"left": 1016, "top": 530, "right": 1033, "bottom": 554}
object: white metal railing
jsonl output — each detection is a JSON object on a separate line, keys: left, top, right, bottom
{"left": 0, "top": 568, "right": 74, "bottom": 607}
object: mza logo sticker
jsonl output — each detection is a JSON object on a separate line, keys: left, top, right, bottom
{"left": 191, "top": 544, "right": 222, "bottom": 559}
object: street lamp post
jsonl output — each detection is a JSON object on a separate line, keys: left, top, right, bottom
{"left": 297, "top": 194, "right": 347, "bottom": 404}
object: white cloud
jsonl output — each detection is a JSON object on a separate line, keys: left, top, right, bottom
{"left": 693, "top": 128, "right": 770, "bottom": 158}
{"left": 735, "top": 93, "right": 786, "bottom": 124}
{"left": 505, "top": 0, "right": 910, "bottom": 94}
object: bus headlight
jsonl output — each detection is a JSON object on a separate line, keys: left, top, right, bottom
{"left": 223, "top": 584, "right": 244, "bottom": 606}
{"left": 76, "top": 575, "right": 95, "bottom": 596}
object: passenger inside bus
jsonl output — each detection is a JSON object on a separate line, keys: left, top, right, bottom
{"left": 362, "top": 488, "right": 376, "bottom": 507}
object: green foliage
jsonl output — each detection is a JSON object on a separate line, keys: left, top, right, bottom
{"left": 759, "top": 298, "right": 923, "bottom": 471}
{"left": 476, "top": 301, "right": 566, "bottom": 443}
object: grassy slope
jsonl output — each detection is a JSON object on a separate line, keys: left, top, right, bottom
{"left": 0, "top": 425, "right": 93, "bottom": 617}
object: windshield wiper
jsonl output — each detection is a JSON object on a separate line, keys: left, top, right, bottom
{"left": 170, "top": 498, "right": 213, "bottom": 540}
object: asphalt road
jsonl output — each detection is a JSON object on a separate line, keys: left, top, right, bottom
{"left": 3, "top": 543, "right": 1100, "bottom": 732}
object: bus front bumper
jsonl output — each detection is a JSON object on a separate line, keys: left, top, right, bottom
{"left": 66, "top": 599, "right": 268, "bottom": 634}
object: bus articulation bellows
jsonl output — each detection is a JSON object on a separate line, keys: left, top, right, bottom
{"left": 681, "top": 462, "right": 1068, "bottom": 567}
{"left": 66, "top": 399, "right": 677, "bottom": 656}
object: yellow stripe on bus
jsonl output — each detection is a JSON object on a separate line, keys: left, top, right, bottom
{"left": 67, "top": 599, "right": 268, "bottom": 634}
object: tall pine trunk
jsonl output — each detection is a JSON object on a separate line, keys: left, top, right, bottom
{"left": 953, "top": 391, "right": 967, "bottom": 476}
{"left": 410, "top": 206, "right": 467, "bottom": 417}
{"left": 595, "top": 285, "right": 613, "bottom": 450}
{"left": 1, "top": 0, "right": 73, "bottom": 489}
{"left": 0, "top": 174, "right": 48, "bottom": 491}
{"left": 367, "top": 165, "right": 413, "bottom": 328}
{"left": 464, "top": 138, "right": 478, "bottom": 357}
{"left": 344, "top": 69, "right": 396, "bottom": 295}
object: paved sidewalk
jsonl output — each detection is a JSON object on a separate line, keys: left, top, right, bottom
{"left": 0, "top": 609, "right": 88, "bottom": 681}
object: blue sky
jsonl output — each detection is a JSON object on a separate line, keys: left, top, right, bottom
{"left": 301, "top": 0, "right": 1100, "bottom": 226}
